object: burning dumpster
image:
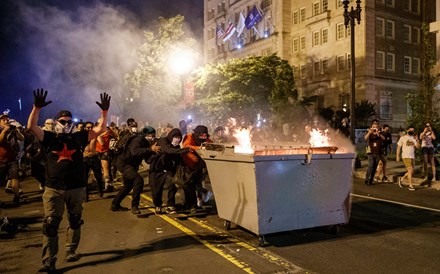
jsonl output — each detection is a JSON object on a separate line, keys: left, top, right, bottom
{"left": 197, "top": 143, "right": 355, "bottom": 246}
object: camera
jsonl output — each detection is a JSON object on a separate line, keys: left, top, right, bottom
{"left": 9, "top": 125, "right": 16, "bottom": 131}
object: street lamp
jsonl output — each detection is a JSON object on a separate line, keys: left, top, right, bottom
{"left": 342, "top": 0, "right": 361, "bottom": 144}
{"left": 168, "top": 48, "right": 195, "bottom": 100}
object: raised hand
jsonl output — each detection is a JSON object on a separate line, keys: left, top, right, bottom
{"left": 33, "top": 89, "right": 52, "bottom": 108}
{"left": 96, "top": 92, "right": 111, "bottom": 111}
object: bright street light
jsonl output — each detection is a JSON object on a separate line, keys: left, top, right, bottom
{"left": 168, "top": 48, "right": 195, "bottom": 75}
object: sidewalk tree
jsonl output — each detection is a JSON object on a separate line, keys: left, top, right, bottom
{"left": 192, "top": 55, "right": 298, "bottom": 126}
{"left": 406, "top": 23, "right": 440, "bottom": 132}
{"left": 355, "top": 100, "right": 376, "bottom": 128}
{"left": 124, "top": 15, "right": 197, "bottom": 118}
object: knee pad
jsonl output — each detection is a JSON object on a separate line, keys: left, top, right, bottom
{"left": 68, "top": 214, "right": 84, "bottom": 230}
{"left": 43, "top": 216, "right": 62, "bottom": 237}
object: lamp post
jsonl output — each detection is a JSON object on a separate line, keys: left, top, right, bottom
{"left": 342, "top": 0, "right": 361, "bottom": 144}
{"left": 168, "top": 48, "right": 195, "bottom": 99}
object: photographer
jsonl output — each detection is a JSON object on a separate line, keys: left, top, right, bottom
{"left": 0, "top": 113, "right": 24, "bottom": 204}
{"left": 420, "top": 122, "right": 436, "bottom": 183}
{"left": 364, "top": 120, "right": 385, "bottom": 186}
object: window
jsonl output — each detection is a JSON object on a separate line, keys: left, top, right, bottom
{"left": 300, "top": 36, "right": 306, "bottom": 50}
{"left": 412, "top": 27, "right": 420, "bottom": 44}
{"left": 386, "top": 20, "right": 395, "bottom": 39}
{"left": 403, "top": 25, "right": 411, "bottom": 43}
{"left": 322, "top": 59, "right": 328, "bottom": 74}
{"left": 380, "top": 91, "right": 393, "bottom": 119}
{"left": 412, "top": 58, "right": 420, "bottom": 74}
{"left": 404, "top": 56, "right": 412, "bottom": 74}
{"left": 300, "top": 64, "right": 306, "bottom": 79}
{"left": 376, "top": 0, "right": 385, "bottom": 4}
{"left": 386, "top": 53, "right": 395, "bottom": 71}
{"left": 403, "top": 0, "right": 410, "bottom": 11}
{"left": 339, "top": 93, "right": 350, "bottom": 109}
{"left": 322, "top": 0, "right": 328, "bottom": 12}
{"left": 322, "top": 28, "right": 328, "bottom": 44}
{"left": 347, "top": 53, "right": 351, "bottom": 70}
{"left": 313, "top": 31, "right": 320, "bottom": 47}
{"left": 376, "top": 51, "right": 385, "bottom": 69}
{"left": 376, "top": 18, "right": 385, "bottom": 36}
{"left": 293, "top": 38, "right": 299, "bottom": 52}
{"left": 337, "top": 23, "right": 345, "bottom": 40}
{"left": 314, "top": 61, "right": 321, "bottom": 75}
{"left": 293, "top": 11, "right": 299, "bottom": 24}
{"left": 411, "top": 0, "right": 420, "bottom": 14}
{"left": 337, "top": 55, "right": 345, "bottom": 71}
{"left": 386, "top": 0, "right": 395, "bottom": 7}
{"left": 313, "top": 2, "right": 320, "bottom": 16}
{"left": 300, "top": 8, "right": 306, "bottom": 22}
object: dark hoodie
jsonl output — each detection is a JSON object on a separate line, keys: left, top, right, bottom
{"left": 149, "top": 128, "right": 190, "bottom": 173}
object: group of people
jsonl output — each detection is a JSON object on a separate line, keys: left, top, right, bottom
{"left": 364, "top": 119, "right": 437, "bottom": 191}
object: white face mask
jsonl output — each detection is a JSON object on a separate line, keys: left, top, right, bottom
{"left": 172, "top": 137, "right": 181, "bottom": 146}
{"left": 146, "top": 136, "right": 154, "bottom": 141}
{"left": 54, "top": 121, "right": 77, "bottom": 134}
{"left": 131, "top": 127, "right": 138, "bottom": 133}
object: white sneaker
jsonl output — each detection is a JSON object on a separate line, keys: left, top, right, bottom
{"left": 203, "top": 191, "right": 213, "bottom": 203}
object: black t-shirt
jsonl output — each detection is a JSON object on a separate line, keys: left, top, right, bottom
{"left": 42, "top": 131, "right": 89, "bottom": 190}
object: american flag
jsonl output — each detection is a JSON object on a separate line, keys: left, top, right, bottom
{"left": 216, "top": 24, "right": 225, "bottom": 45}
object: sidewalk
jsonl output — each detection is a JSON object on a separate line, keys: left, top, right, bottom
{"left": 353, "top": 158, "right": 440, "bottom": 189}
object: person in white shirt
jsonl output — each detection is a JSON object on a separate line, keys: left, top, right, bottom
{"left": 396, "top": 125, "right": 420, "bottom": 191}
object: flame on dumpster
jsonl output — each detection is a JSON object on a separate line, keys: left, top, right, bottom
{"left": 233, "top": 127, "right": 254, "bottom": 154}
{"left": 309, "top": 128, "right": 331, "bottom": 147}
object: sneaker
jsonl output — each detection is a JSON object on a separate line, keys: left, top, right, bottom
{"left": 398, "top": 177, "right": 403, "bottom": 188}
{"left": 65, "top": 251, "right": 79, "bottom": 262}
{"left": 408, "top": 185, "right": 416, "bottom": 191}
{"left": 374, "top": 176, "right": 380, "bottom": 182}
{"left": 38, "top": 257, "right": 57, "bottom": 272}
{"left": 39, "top": 183, "right": 45, "bottom": 191}
{"left": 203, "top": 191, "right": 213, "bottom": 203}
{"left": 4, "top": 187, "right": 14, "bottom": 194}
{"left": 166, "top": 206, "right": 177, "bottom": 214}
{"left": 155, "top": 207, "right": 163, "bottom": 215}
{"left": 189, "top": 207, "right": 197, "bottom": 215}
{"left": 423, "top": 176, "right": 429, "bottom": 182}
{"left": 131, "top": 207, "right": 141, "bottom": 215}
{"left": 110, "top": 204, "right": 129, "bottom": 211}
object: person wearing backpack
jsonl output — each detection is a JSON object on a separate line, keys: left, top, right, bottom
{"left": 110, "top": 126, "right": 160, "bottom": 214}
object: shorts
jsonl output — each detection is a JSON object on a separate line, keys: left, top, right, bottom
{"left": 402, "top": 158, "right": 414, "bottom": 169}
{"left": 0, "top": 161, "right": 20, "bottom": 185}
{"left": 421, "top": 147, "right": 435, "bottom": 156}
{"left": 99, "top": 151, "right": 110, "bottom": 161}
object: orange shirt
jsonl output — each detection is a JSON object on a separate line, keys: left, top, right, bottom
{"left": 96, "top": 131, "right": 111, "bottom": 153}
{"left": 182, "top": 133, "right": 212, "bottom": 169}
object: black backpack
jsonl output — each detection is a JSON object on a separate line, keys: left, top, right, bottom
{"left": 113, "top": 133, "right": 137, "bottom": 156}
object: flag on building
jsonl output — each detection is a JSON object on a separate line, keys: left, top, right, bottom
{"left": 245, "top": 5, "right": 263, "bottom": 30}
{"left": 216, "top": 23, "right": 225, "bottom": 45}
{"left": 223, "top": 22, "right": 236, "bottom": 42}
{"left": 236, "top": 12, "right": 246, "bottom": 36}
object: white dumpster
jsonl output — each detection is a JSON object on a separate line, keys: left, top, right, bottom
{"left": 197, "top": 144, "right": 355, "bottom": 246}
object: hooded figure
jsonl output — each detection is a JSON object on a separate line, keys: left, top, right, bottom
{"left": 148, "top": 128, "right": 190, "bottom": 214}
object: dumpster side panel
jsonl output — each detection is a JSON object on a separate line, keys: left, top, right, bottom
{"left": 203, "top": 160, "right": 261, "bottom": 234}
{"left": 254, "top": 156, "right": 353, "bottom": 235}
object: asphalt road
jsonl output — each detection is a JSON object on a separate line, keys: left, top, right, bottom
{"left": 1, "top": 176, "right": 439, "bottom": 274}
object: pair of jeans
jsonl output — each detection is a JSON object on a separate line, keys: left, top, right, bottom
{"left": 149, "top": 171, "right": 177, "bottom": 207}
{"left": 366, "top": 153, "right": 381, "bottom": 184}
{"left": 112, "top": 165, "right": 144, "bottom": 208}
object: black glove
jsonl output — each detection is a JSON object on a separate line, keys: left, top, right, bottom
{"left": 33, "top": 89, "right": 52, "bottom": 108}
{"left": 96, "top": 92, "right": 111, "bottom": 111}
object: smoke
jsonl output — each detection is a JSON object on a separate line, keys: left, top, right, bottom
{"left": 17, "top": 1, "right": 143, "bottom": 122}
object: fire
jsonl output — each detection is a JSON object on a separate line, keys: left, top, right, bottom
{"left": 233, "top": 127, "right": 254, "bottom": 154}
{"left": 309, "top": 128, "right": 331, "bottom": 147}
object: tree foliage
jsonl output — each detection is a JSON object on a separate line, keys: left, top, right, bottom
{"left": 124, "top": 15, "right": 196, "bottom": 117}
{"left": 406, "top": 23, "right": 440, "bottom": 132}
{"left": 192, "top": 55, "right": 298, "bottom": 126}
{"left": 355, "top": 100, "right": 376, "bottom": 128}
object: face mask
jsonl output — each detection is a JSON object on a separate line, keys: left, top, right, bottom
{"left": 55, "top": 121, "right": 77, "bottom": 134}
{"left": 131, "top": 127, "right": 138, "bottom": 133}
{"left": 408, "top": 131, "right": 414, "bottom": 136}
{"left": 146, "top": 136, "right": 154, "bottom": 141}
{"left": 172, "top": 137, "right": 181, "bottom": 146}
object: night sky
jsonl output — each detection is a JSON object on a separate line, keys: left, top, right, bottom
{"left": 0, "top": 0, "right": 203, "bottom": 124}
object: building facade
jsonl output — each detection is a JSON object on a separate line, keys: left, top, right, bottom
{"left": 203, "top": 0, "right": 437, "bottom": 130}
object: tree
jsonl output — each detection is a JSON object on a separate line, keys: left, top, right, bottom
{"left": 192, "top": 55, "right": 298, "bottom": 127}
{"left": 355, "top": 100, "right": 376, "bottom": 128}
{"left": 406, "top": 23, "right": 440, "bottom": 132}
{"left": 124, "top": 15, "right": 197, "bottom": 120}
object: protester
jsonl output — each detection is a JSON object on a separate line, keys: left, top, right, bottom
{"left": 111, "top": 126, "right": 160, "bottom": 214}
{"left": 27, "top": 89, "right": 110, "bottom": 272}
{"left": 148, "top": 127, "right": 191, "bottom": 214}
{"left": 374, "top": 124, "right": 393, "bottom": 183}
{"left": 364, "top": 120, "right": 385, "bottom": 186}
{"left": 96, "top": 122, "right": 118, "bottom": 191}
{"left": 182, "top": 125, "right": 213, "bottom": 211}
{"left": 82, "top": 121, "right": 104, "bottom": 200}
{"left": 420, "top": 122, "right": 437, "bottom": 183}
{"left": 396, "top": 125, "right": 420, "bottom": 191}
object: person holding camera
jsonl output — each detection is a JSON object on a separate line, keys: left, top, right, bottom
{"left": 364, "top": 120, "right": 385, "bottom": 186}
{"left": 396, "top": 125, "right": 420, "bottom": 191}
{"left": 420, "top": 122, "right": 436, "bottom": 183}
{"left": 0, "top": 114, "right": 25, "bottom": 204}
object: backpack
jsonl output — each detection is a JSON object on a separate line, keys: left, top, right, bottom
{"left": 113, "top": 134, "right": 137, "bottom": 156}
